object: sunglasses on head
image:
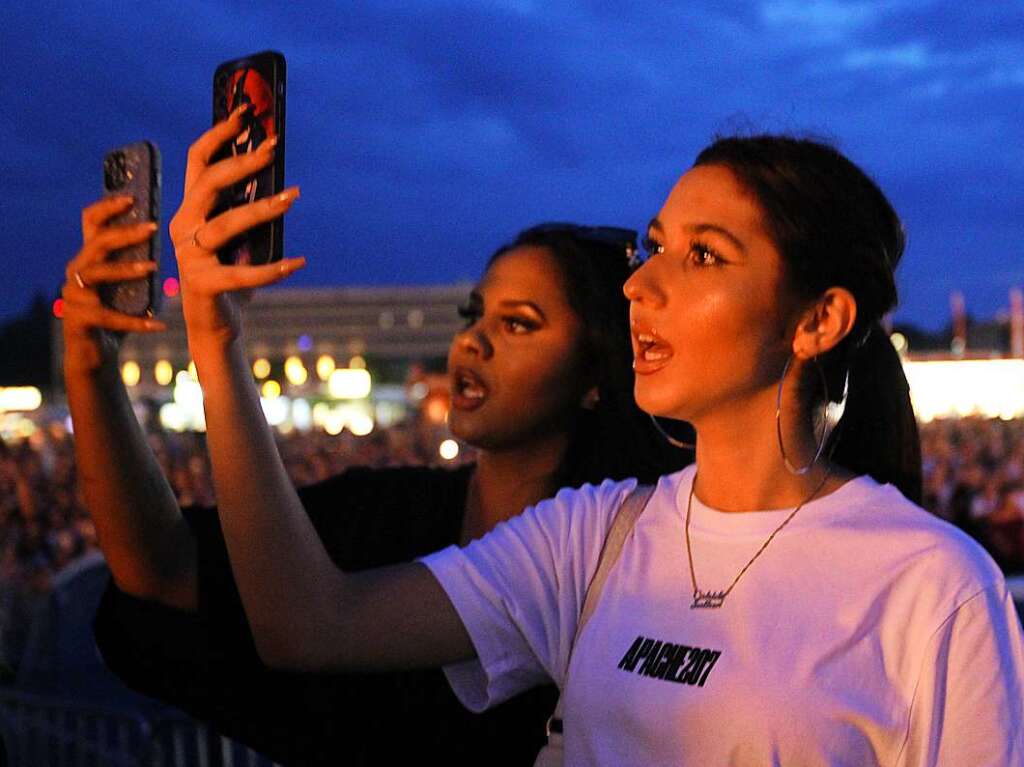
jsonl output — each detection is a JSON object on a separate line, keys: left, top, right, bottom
{"left": 519, "top": 222, "right": 643, "bottom": 270}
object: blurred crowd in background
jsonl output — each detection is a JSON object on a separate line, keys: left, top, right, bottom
{"left": 0, "top": 417, "right": 467, "bottom": 678}
{"left": 1, "top": 415, "right": 1021, "bottom": 678}
{"left": 921, "top": 417, "right": 1024, "bottom": 572}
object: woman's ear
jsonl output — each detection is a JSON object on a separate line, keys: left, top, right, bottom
{"left": 792, "top": 287, "right": 858, "bottom": 359}
{"left": 580, "top": 385, "right": 600, "bottom": 410}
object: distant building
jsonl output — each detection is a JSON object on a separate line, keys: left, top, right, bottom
{"left": 51, "top": 283, "right": 472, "bottom": 398}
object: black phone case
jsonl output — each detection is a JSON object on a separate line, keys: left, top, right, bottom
{"left": 99, "top": 141, "right": 161, "bottom": 317}
{"left": 210, "top": 50, "right": 286, "bottom": 265}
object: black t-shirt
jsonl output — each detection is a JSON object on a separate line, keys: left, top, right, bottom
{"left": 94, "top": 464, "right": 558, "bottom": 766}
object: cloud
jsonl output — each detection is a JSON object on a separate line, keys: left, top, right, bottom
{"left": 760, "top": 0, "right": 884, "bottom": 41}
{"left": 1, "top": 0, "right": 1021, "bottom": 328}
{"left": 842, "top": 42, "right": 934, "bottom": 71}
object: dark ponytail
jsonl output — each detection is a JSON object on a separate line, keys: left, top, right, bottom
{"left": 695, "top": 135, "right": 922, "bottom": 502}
{"left": 829, "top": 323, "right": 922, "bottom": 504}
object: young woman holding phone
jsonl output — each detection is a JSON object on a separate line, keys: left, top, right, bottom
{"left": 62, "top": 111, "right": 689, "bottom": 764}
{"left": 129, "top": 112, "right": 1024, "bottom": 764}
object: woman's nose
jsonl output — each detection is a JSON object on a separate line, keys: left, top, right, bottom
{"left": 623, "top": 260, "right": 665, "bottom": 307}
{"left": 456, "top": 325, "right": 494, "bottom": 359}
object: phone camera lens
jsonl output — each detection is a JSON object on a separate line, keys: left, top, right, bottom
{"left": 104, "top": 152, "right": 128, "bottom": 190}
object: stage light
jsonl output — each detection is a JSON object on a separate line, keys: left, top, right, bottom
{"left": 316, "top": 355, "right": 336, "bottom": 381}
{"left": 253, "top": 358, "right": 271, "bottom": 379}
{"left": 285, "top": 356, "right": 308, "bottom": 386}
{"left": 347, "top": 411, "right": 374, "bottom": 436}
{"left": 292, "top": 398, "right": 312, "bottom": 431}
{"left": 904, "top": 359, "right": 1024, "bottom": 422}
{"left": 328, "top": 368, "right": 372, "bottom": 399}
{"left": 121, "top": 361, "right": 141, "bottom": 387}
{"left": 155, "top": 360, "right": 174, "bottom": 386}
{"left": 0, "top": 387, "right": 42, "bottom": 412}
{"left": 159, "top": 402, "right": 187, "bottom": 432}
{"left": 261, "top": 395, "right": 289, "bottom": 426}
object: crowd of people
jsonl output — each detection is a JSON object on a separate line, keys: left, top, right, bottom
{"left": 921, "top": 416, "right": 1024, "bottom": 572}
{"left": 0, "top": 413, "right": 468, "bottom": 677}
{"left": 0, "top": 412, "right": 1021, "bottom": 678}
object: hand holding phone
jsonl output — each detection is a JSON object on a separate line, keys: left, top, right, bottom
{"left": 98, "top": 141, "right": 161, "bottom": 316}
{"left": 210, "top": 50, "right": 286, "bottom": 265}
{"left": 165, "top": 50, "right": 300, "bottom": 350}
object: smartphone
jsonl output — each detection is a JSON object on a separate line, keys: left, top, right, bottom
{"left": 210, "top": 50, "right": 286, "bottom": 266}
{"left": 99, "top": 141, "right": 161, "bottom": 317}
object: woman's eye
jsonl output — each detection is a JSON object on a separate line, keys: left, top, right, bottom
{"left": 641, "top": 235, "right": 664, "bottom": 261}
{"left": 503, "top": 317, "right": 533, "bottom": 334}
{"left": 689, "top": 241, "right": 722, "bottom": 267}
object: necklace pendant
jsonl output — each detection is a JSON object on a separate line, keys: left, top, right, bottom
{"left": 691, "top": 590, "right": 727, "bottom": 609}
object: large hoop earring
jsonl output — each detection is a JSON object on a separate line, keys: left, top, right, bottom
{"left": 649, "top": 415, "right": 695, "bottom": 450}
{"left": 776, "top": 355, "right": 830, "bottom": 475}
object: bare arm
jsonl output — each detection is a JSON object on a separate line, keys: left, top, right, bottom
{"left": 62, "top": 197, "right": 197, "bottom": 609}
{"left": 172, "top": 110, "right": 474, "bottom": 672}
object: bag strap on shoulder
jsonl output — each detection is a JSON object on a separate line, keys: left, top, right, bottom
{"left": 546, "top": 482, "right": 656, "bottom": 737}
{"left": 577, "top": 483, "right": 655, "bottom": 635}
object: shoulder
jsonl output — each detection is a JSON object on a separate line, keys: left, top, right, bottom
{"left": 837, "top": 476, "right": 1007, "bottom": 610}
{"left": 525, "top": 475, "right": 644, "bottom": 542}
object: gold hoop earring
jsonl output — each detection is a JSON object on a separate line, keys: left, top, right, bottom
{"left": 775, "top": 355, "right": 829, "bottom": 475}
{"left": 649, "top": 414, "right": 695, "bottom": 450}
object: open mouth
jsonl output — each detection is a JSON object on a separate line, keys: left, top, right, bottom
{"left": 636, "top": 331, "right": 673, "bottom": 362}
{"left": 631, "top": 322, "right": 674, "bottom": 373}
{"left": 451, "top": 367, "right": 489, "bottom": 409}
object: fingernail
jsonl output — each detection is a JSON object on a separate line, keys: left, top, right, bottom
{"left": 145, "top": 222, "right": 158, "bottom": 231}
{"left": 262, "top": 136, "right": 278, "bottom": 151}
{"left": 275, "top": 187, "right": 300, "bottom": 203}
{"left": 232, "top": 103, "right": 250, "bottom": 118}
{"left": 144, "top": 320, "right": 165, "bottom": 330}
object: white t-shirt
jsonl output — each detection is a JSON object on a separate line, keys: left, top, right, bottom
{"left": 421, "top": 466, "right": 1024, "bottom": 766}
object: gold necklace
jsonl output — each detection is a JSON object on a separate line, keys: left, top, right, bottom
{"left": 684, "top": 469, "right": 832, "bottom": 609}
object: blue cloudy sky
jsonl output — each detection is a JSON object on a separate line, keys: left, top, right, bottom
{"left": 3, "top": 1, "right": 1022, "bottom": 329}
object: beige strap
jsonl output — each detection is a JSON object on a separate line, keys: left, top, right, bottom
{"left": 578, "top": 483, "right": 655, "bottom": 634}
{"left": 547, "top": 483, "right": 655, "bottom": 733}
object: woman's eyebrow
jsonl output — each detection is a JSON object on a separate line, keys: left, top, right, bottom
{"left": 688, "top": 223, "right": 747, "bottom": 254}
{"left": 497, "top": 299, "right": 546, "bottom": 320}
{"left": 649, "top": 217, "right": 747, "bottom": 255}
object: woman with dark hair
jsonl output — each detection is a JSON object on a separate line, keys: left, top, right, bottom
{"left": 62, "top": 167, "right": 689, "bottom": 760}
{"left": 152, "top": 118, "right": 1024, "bottom": 764}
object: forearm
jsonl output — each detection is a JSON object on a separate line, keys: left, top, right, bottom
{"left": 65, "top": 353, "right": 197, "bottom": 609}
{"left": 192, "top": 335, "right": 345, "bottom": 664}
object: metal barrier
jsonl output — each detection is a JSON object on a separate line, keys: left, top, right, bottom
{"left": 0, "top": 689, "right": 281, "bottom": 767}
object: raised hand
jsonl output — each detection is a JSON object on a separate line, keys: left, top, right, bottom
{"left": 169, "top": 103, "right": 303, "bottom": 350}
{"left": 62, "top": 196, "right": 164, "bottom": 375}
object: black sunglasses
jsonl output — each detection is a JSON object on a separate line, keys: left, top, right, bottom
{"left": 518, "top": 222, "right": 643, "bottom": 270}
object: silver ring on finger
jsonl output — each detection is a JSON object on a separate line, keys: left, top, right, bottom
{"left": 190, "top": 225, "right": 209, "bottom": 250}
{"left": 74, "top": 270, "right": 87, "bottom": 289}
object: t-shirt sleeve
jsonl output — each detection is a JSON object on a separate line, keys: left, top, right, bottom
{"left": 419, "top": 478, "right": 635, "bottom": 712}
{"left": 898, "top": 582, "right": 1024, "bottom": 766}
